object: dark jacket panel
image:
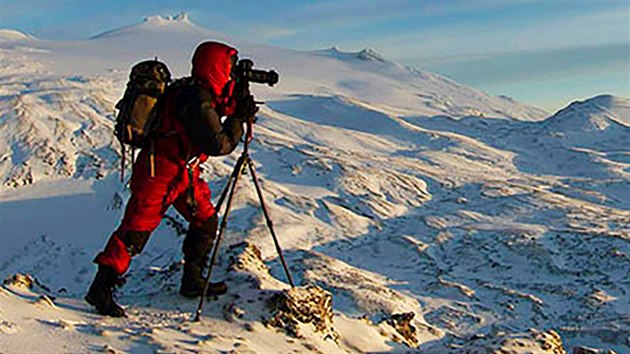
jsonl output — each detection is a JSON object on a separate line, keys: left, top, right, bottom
{"left": 176, "top": 84, "right": 244, "bottom": 156}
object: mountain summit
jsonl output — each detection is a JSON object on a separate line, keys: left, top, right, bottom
{"left": 143, "top": 12, "right": 191, "bottom": 25}
{"left": 315, "top": 47, "right": 387, "bottom": 62}
{"left": 90, "top": 12, "right": 203, "bottom": 39}
{"left": 547, "top": 94, "right": 629, "bottom": 130}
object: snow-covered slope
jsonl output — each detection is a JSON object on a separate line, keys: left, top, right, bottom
{"left": 0, "top": 29, "right": 35, "bottom": 42}
{"left": 1, "top": 14, "right": 628, "bottom": 354}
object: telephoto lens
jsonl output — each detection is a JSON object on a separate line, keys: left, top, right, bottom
{"left": 246, "top": 69, "right": 278, "bottom": 86}
{"left": 236, "top": 59, "right": 279, "bottom": 86}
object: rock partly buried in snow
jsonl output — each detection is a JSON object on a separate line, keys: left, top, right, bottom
{"left": 225, "top": 242, "right": 339, "bottom": 342}
{"left": 33, "top": 294, "right": 56, "bottom": 307}
{"left": 457, "top": 328, "right": 567, "bottom": 353}
{"left": 573, "top": 347, "right": 618, "bottom": 354}
{"left": 102, "top": 344, "right": 122, "bottom": 354}
{"left": 3, "top": 273, "right": 51, "bottom": 293}
{"left": 382, "top": 312, "right": 419, "bottom": 348}
{"left": 266, "top": 285, "right": 339, "bottom": 343}
{"left": 3, "top": 273, "right": 35, "bottom": 289}
{"left": 228, "top": 241, "right": 273, "bottom": 287}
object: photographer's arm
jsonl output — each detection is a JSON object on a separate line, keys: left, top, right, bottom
{"left": 179, "top": 87, "right": 244, "bottom": 156}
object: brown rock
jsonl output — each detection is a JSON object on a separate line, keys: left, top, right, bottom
{"left": 3, "top": 274, "right": 34, "bottom": 289}
{"left": 573, "top": 347, "right": 617, "bottom": 354}
{"left": 385, "top": 312, "right": 419, "bottom": 348}
{"left": 266, "top": 285, "right": 339, "bottom": 342}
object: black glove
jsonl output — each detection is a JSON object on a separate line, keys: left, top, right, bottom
{"left": 232, "top": 95, "right": 259, "bottom": 122}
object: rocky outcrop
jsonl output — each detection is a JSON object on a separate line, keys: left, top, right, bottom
{"left": 266, "top": 285, "right": 339, "bottom": 343}
{"left": 3, "top": 273, "right": 53, "bottom": 295}
{"left": 573, "top": 347, "right": 618, "bottom": 354}
{"left": 3, "top": 273, "right": 35, "bottom": 289}
{"left": 225, "top": 242, "right": 339, "bottom": 342}
{"left": 383, "top": 312, "right": 419, "bottom": 348}
{"left": 455, "top": 329, "right": 567, "bottom": 354}
{"left": 227, "top": 241, "right": 272, "bottom": 288}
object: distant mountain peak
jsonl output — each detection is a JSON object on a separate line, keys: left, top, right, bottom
{"left": 90, "top": 12, "right": 200, "bottom": 39}
{"left": 547, "top": 94, "right": 629, "bottom": 129}
{"left": 356, "top": 48, "right": 385, "bottom": 62}
{"left": 559, "top": 94, "right": 627, "bottom": 116}
{"left": 576, "top": 94, "right": 624, "bottom": 109}
{"left": 315, "top": 47, "right": 387, "bottom": 62}
{"left": 143, "top": 12, "right": 191, "bottom": 25}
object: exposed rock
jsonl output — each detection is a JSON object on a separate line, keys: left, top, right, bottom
{"left": 102, "top": 344, "right": 122, "bottom": 354}
{"left": 573, "top": 347, "right": 618, "bottom": 354}
{"left": 223, "top": 302, "right": 246, "bottom": 322}
{"left": 225, "top": 242, "right": 339, "bottom": 342}
{"left": 383, "top": 312, "right": 419, "bottom": 348}
{"left": 455, "top": 328, "right": 567, "bottom": 353}
{"left": 33, "top": 294, "right": 56, "bottom": 307}
{"left": 107, "top": 192, "right": 123, "bottom": 210}
{"left": 3, "top": 273, "right": 35, "bottom": 289}
{"left": 3, "top": 273, "right": 53, "bottom": 298}
{"left": 56, "top": 319, "right": 74, "bottom": 330}
{"left": 228, "top": 241, "right": 271, "bottom": 287}
{"left": 266, "top": 285, "right": 339, "bottom": 343}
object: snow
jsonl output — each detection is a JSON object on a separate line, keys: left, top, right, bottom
{"left": 0, "top": 29, "right": 34, "bottom": 42}
{"left": 1, "top": 14, "right": 629, "bottom": 354}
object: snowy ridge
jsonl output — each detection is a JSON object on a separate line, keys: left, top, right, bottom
{"left": 313, "top": 46, "right": 388, "bottom": 62}
{"left": 1, "top": 14, "right": 629, "bottom": 353}
{"left": 0, "top": 51, "right": 119, "bottom": 187}
{"left": 546, "top": 94, "right": 630, "bottom": 128}
{"left": 90, "top": 13, "right": 195, "bottom": 39}
{"left": 0, "top": 29, "right": 34, "bottom": 42}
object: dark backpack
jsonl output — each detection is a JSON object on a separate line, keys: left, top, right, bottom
{"left": 115, "top": 59, "right": 171, "bottom": 148}
{"left": 114, "top": 59, "right": 171, "bottom": 181}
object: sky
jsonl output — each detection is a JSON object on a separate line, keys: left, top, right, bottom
{"left": 1, "top": 0, "right": 628, "bottom": 112}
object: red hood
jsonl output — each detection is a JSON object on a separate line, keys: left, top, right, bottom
{"left": 191, "top": 41, "right": 238, "bottom": 105}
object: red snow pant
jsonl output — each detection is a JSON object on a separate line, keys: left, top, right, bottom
{"left": 95, "top": 150, "right": 216, "bottom": 275}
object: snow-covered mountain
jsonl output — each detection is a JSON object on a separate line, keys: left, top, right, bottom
{"left": 1, "top": 14, "right": 628, "bottom": 353}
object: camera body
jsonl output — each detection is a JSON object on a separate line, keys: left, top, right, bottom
{"left": 235, "top": 59, "right": 279, "bottom": 87}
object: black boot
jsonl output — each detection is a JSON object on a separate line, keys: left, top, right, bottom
{"left": 180, "top": 215, "right": 227, "bottom": 298}
{"left": 85, "top": 265, "right": 126, "bottom": 317}
{"left": 180, "top": 261, "right": 228, "bottom": 298}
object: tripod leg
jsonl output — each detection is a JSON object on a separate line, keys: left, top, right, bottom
{"left": 193, "top": 156, "right": 247, "bottom": 322}
{"left": 246, "top": 159, "right": 295, "bottom": 288}
{"left": 215, "top": 154, "right": 246, "bottom": 214}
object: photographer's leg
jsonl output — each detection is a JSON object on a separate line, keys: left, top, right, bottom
{"left": 88, "top": 157, "right": 177, "bottom": 316}
{"left": 174, "top": 178, "right": 227, "bottom": 297}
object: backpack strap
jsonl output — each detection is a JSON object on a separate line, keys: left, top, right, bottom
{"left": 145, "top": 77, "right": 194, "bottom": 178}
{"left": 120, "top": 142, "right": 126, "bottom": 183}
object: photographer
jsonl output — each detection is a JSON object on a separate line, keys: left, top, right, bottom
{"left": 86, "top": 41, "right": 257, "bottom": 317}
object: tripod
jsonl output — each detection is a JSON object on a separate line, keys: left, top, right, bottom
{"left": 193, "top": 118, "right": 295, "bottom": 322}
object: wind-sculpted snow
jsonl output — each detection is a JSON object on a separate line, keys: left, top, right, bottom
{"left": 1, "top": 15, "right": 629, "bottom": 353}
{"left": 0, "top": 50, "right": 122, "bottom": 188}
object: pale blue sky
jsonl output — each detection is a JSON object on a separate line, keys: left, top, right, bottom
{"left": 1, "top": 0, "right": 628, "bottom": 112}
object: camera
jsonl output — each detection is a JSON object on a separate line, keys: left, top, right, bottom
{"left": 235, "top": 59, "right": 279, "bottom": 87}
